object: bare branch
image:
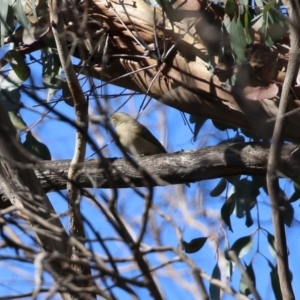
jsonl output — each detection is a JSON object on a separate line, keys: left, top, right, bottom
{"left": 266, "top": 1, "right": 300, "bottom": 299}
{"left": 48, "top": 0, "right": 92, "bottom": 295}
{"left": 0, "top": 96, "right": 72, "bottom": 299}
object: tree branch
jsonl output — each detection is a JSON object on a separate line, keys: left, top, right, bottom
{"left": 0, "top": 99, "right": 72, "bottom": 299}
{"left": 266, "top": 1, "right": 300, "bottom": 299}
{"left": 49, "top": 0, "right": 93, "bottom": 296}
{"left": 1, "top": 143, "right": 299, "bottom": 209}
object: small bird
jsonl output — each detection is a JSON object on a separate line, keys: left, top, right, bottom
{"left": 110, "top": 112, "right": 167, "bottom": 156}
{"left": 110, "top": 112, "right": 190, "bottom": 187}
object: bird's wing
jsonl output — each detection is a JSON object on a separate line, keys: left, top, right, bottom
{"left": 140, "top": 124, "right": 167, "bottom": 153}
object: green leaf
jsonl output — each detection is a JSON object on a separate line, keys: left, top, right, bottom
{"left": 280, "top": 193, "right": 294, "bottom": 227}
{"left": 267, "top": 232, "right": 277, "bottom": 259}
{"left": 46, "top": 87, "right": 57, "bottom": 103}
{"left": 42, "top": 49, "right": 63, "bottom": 89}
{"left": 225, "top": 0, "right": 237, "bottom": 16}
{"left": 289, "top": 191, "right": 300, "bottom": 203}
{"left": 238, "top": 0, "right": 248, "bottom": 16}
{"left": 233, "top": 178, "right": 258, "bottom": 218}
{"left": 263, "top": 0, "right": 276, "bottom": 17}
{"left": 0, "top": 1, "right": 14, "bottom": 46}
{"left": 43, "top": 74, "right": 65, "bottom": 89}
{"left": 212, "top": 120, "right": 237, "bottom": 131}
{"left": 245, "top": 210, "right": 253, "bottom": 227}
{"left": 8, "top": 111, "right": 27, "bottom": 130}
{"left": 42, "top": 49, "right": 61, "bottom": 76}
{"left": 239, "top": 262, "right": 256, "bottom": 296}
{"left": 225, "top": 175, "right": 241, "bottom": 185}
{"left": 0, "top": 70, "right": 23, "bottom": 112}
{"left": 23, "top": 131, "right": 51, "bottom": 160}
{"left": 210, "top": 178, "right": 227, "bottom": 197}
{"left": 4, "top": 50, "right": 31, "bottom": 81}
{"left": 242, "top": 10, "right": 253, "bottom": 44}
{"left": 254, "top": 0, "right": 263, "bottom": 7}
{"left": 289, "top": 182, "right": 300, "bottom": 203}
{"left": 225, "top": 257, "right": 234, "bottom": 279}
{"left": 209, "top": 263, "right": 221, "bottom": 300}
{"left": 267, "top": 231, "right": 289, "bottom": 260}
{"left": 143, "top": 0, "right": 161, "bottom": 7}
{"left": 12, "top": 0, "right": 31, "bottom": 30}
{"left": 189, "top": 114, "right": 207, "bottom": 142}
{"left": 221, "top": 194, "right": 235, "bottom": 232}
{"left": 283, "top": 203, "right": 294, "bottom": 227}
{"left": 229, "top": 17, "right": 247, "bottom": 64}
{"left": 269, "top": 263, "right": 283, "bottom": 300}
{"left": 182, "top": 237, "right": 208, "bottom": 254}
{"left": 230, "top": 235, "right": 253, "bottom": 258}
{"left": 250, "top": 175, "right": 267, "bottom": 194}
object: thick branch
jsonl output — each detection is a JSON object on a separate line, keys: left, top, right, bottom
{"left": 1, "top": 143, "right": 299, "bottom": 209}
{"left": 7, "top": 0, "right": 300, "bottom": 143}
{"left": 0, "top": 100, "right": 72, "bottom": 296}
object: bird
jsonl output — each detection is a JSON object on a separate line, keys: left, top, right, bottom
{"left": 110, "top": 112, "right": 167, "bottom": 156}
{"left": 110, "top": 112, "right": 190, "bottom": 187}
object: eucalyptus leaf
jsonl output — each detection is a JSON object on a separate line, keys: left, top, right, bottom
{"left": 23, "top": 131, "right": 51, "bottom": 160}
{"left": 269, "top": 263, "right": 283, "bottom": 300}
{"left": 239, "top": 262, "right": 256, "bottom": 296}
{"left": 189, "top": 114, "right": 207, "bottom": 142}
{"left": 221, "top": 194, "right": 235, "bottom": 232}
{"left": 144, "top": 0, "right": 160, "bottom": 6}
{"left": 12, "top": 0, "right": 30, "bottom": 30}
{"left": 233, "top": 178, "right": 258, "bottom": 218}
{"left": 230, "top": 235, "right": 253, "bottom": 258}
{"left": 263, "top": 0, "right": 276, "bottom": 16}
{"left": 225, "top": 257, "right": 234, "bottom": 279}
{"left": 212, "top": 120, "right": 237, "bottom": 131}
{"left": 254, "top": 0, "right": 263, "bottom": 7}
{"left": 43, "top": 74, "right": 64, "bottom": 89}
{"left": 225, "top": 175, "right": 241, "bottom": 186}
{"left": 229, "top": 17, "right": 247, "bottom": 64}
{"left": 225, "top": 0, "right": 237, "bottom": 16}
{"left": 239, "top": 263, "right": 256, "bottom": 296}
{"left": 289, "top": 184, "right": 300, "bottom": 203}
{"left": 282, "top": 201, "right": 294, "bottom": 227}
{"left": 182, "top": 237, "right": 208, "bottom": 254}
{"left": 250, "top": 175, "right": 267, "bottom": 194}
{"left": 4, "top": 50, "right": 31, "bottom": 81}
{"left": 8, "top": 111, "right": 27, "bottom": 130}
{"left": 210, "top": 178, "right": 227, "bottom": 197}
{"left": 266, "top": 232, "right": 291, "bottom": 259}
{"left": 0, "top": 70, "right": 23, "bottom": 112}
{"left": 245, "top": 210, "right": 253, "bottom": 227}
{"left": 209, "top": 263, "right": 221, "bottom": 300}
{"left": 238, "top": 0, "right": 248, "bottom": 16}
{"left": 0, "top": 1, "right": 14, "bottom": 46}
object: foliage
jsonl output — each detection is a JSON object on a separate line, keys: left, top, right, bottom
{"left": 0, "top": 0, "right": 298, "bottom": 300}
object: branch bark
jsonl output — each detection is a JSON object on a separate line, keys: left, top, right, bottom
{"left": 49, "top": 0, "right": 93, "bottom": 296}
{"left": 266, "top": 1, "right": 300, "bottom": 299}
{"left": 7, "top": 0, "right": 300, "bottom": 144}
{"left": 1, "top": 143, "right": 299, "bottom": 209}
{"left": 0, "top": 98, "right": 73, "bottom": 300}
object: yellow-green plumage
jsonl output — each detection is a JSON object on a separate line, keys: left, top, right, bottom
{"left": 110, "top": 112, "right": 167, "bottom": 155}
